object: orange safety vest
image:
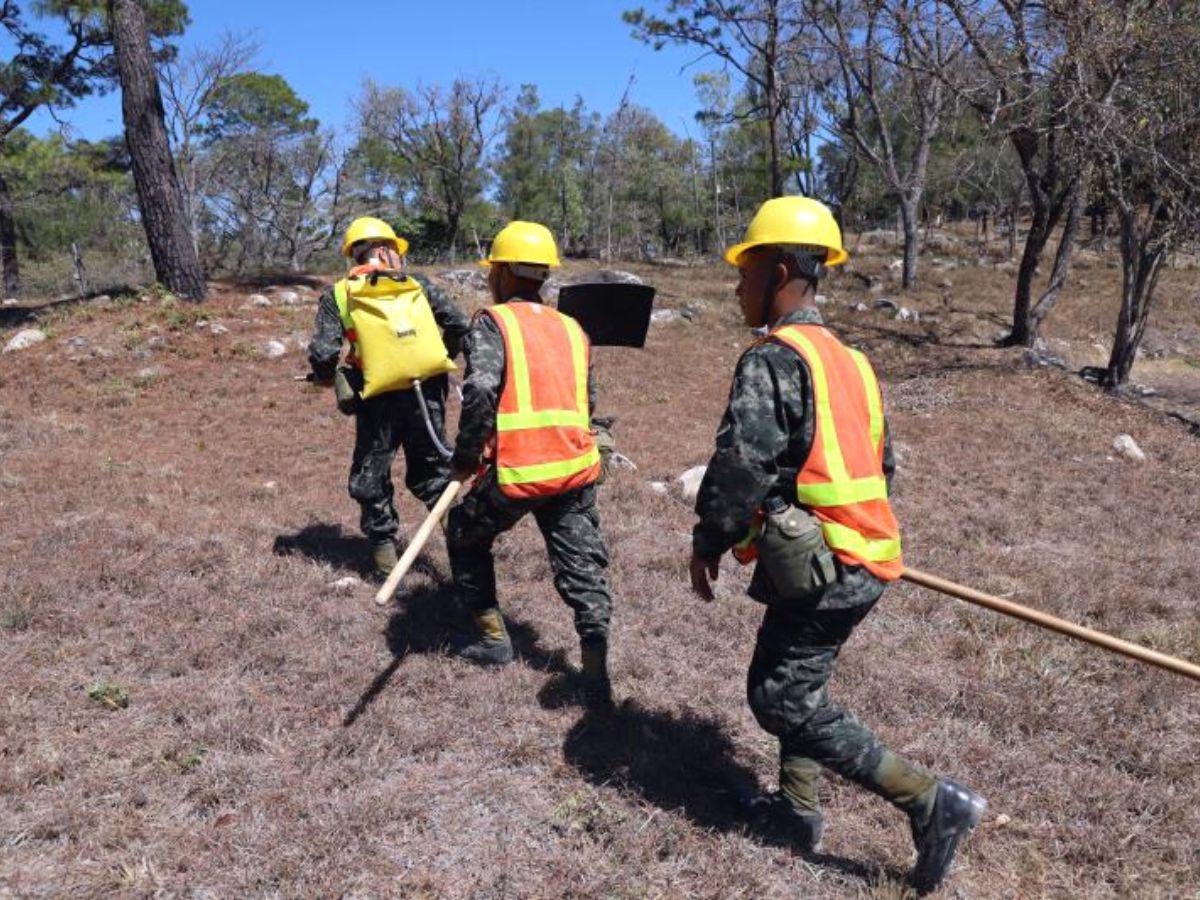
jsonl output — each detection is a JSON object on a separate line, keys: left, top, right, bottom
{"left": 768, "top": 323, "right": 903, "bottom": 581}
{"left": 483, "top": 301, "right": 601, "bottom": 500}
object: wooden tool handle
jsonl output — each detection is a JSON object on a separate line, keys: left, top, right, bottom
{"left": 374, "top": 480, "right": 464, "bottom": 606}
{"left": 902, "top": 567, "right": 1200, "bottom": 683}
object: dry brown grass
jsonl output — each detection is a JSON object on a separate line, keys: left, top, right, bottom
{"left": 2, "top": 243, "right": 1198, "bottom": 897}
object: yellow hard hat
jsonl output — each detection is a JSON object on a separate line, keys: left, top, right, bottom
{"left": 724, "top": 197, "right": 848, "bottom": 268}
{"left": 342, "top": 216, "right": 409, "bottom": 258}
{"left": 480, "top": 220, "right": 561, "bottom": 268}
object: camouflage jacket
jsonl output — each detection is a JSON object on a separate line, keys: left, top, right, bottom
{"left": 693, "top": 307, "right": 895, "bottom": 561}
{"left": 452, "top": 297, "right": 599, "bottom": 474}
{"left": 306, "top": 274, "right": 470, "bottom": 381}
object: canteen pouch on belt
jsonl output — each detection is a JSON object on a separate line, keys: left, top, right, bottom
{"left": 756, "top": 502, "right": 838, "bottom": 603}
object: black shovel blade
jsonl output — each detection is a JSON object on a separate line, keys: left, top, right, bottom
{"left": 557, "top": 282, "right": 656, "bottom": 348}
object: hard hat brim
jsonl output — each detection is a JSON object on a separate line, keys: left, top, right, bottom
{"left": 478, "top": 256, "right": 561, "bottom": 269}
{"left": 342, "top": 235, "right": 409, "bottom": 259}
{"left": 723, "top": 241, "right": 849, "bottom": 269}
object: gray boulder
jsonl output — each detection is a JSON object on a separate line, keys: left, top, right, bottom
{"left": 3, "top": 328, "right": 47, "bottom": 354}
{"left": 1112, "top": 434, "right": 1146, "bottom": 463}
{"left": 574, "top": 269, "right": 644, "bottom": 286}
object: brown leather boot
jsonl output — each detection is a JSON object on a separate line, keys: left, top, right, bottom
{"left": 371, "top": 541, "right": 398, "bottom": 578}
{"left": 455, "top": 608, "right": 514, "bottom": 666}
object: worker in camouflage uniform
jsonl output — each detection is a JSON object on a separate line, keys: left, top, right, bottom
{"left": 689, "top": 197, "right": 985, "bottom": 894}
{"left": 308, "top": 216, "right": 470, "bottom": 577}
{"left": 446, "top": 221, "right": 615, "bottom": 708}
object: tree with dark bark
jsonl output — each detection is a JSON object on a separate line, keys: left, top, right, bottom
{"left": 938, "top": 0, "right": 1094, "bottom": 347}
{"left": 806, "top": 0, "right": 965, "bottom": 290}
{"left": 107, "top": 0, "right": 206, "bottom": 300}
{"left": 1, "top": 0, "right": 188, "bottom": 296}
{"left": 0, "top": 169, "right": 18, "bottom": 298}
{"left": 1071, "top": 1, "right": 1200, "bottom": 389}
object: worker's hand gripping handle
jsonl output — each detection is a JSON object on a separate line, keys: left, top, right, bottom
{"left": 374, "top": 479, "right": 465, "bottom": 606}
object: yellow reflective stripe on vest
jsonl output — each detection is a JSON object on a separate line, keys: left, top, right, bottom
{"left": 821, "top": 521, "right": 901, "bottom": 562}
{"left": 497, "top": 408, "right": 590, "bottom": 431}
{"left": 564, "top": 314, "right": 589, "bottom": 416}
{"left": 496, "top": 446, "right": 601, "bottom": 486}
{"left": 779, "top": 327, "right": 850, "bottom": 483}
{"left": 492, "top": 304, "right": 590, "bottom": 431}
{"left": 490, "top": 305, "right": 533, "bottom": 411}
{"left": 797, "top": 476, "right": 889, "bottom": 507}
{"left": 848, "top": 348, "right": 884, "bottom": 452}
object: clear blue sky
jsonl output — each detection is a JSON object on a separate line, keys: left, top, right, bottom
{"left": 19, "top": 0, "right": 715, "bottom": 142}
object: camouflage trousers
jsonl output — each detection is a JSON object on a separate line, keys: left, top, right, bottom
{"left": 446, "top": 478, "right": 613, "bottom": 643}
{"left": 746, "top": 565, "right": 937, "bottom": 817}
{"left": 349, "top": 374, "right": 452, "bottom": 545}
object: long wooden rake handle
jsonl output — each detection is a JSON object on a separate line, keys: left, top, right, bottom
{"left": 374, "top": 480, "right": 464, "bottom": 607}
{"left": 902, "top": 567, "right": 1200, "bottom": 683}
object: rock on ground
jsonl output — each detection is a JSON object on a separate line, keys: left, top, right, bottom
{"left": 3, "top": 328, "right": 47, "bottom": 354}
{"left": 437, "top": 269, "right": 489, "bottom": 291}
{"left": 647, "top": 481, "right": 669, "bottom": 495}
{"left": 264, "top": 340, "right": 288, "bottom": 359}
{"left": 678, "top": 465, "right": 708, "bottom": 501}
{"left": 573, "top": 270, "right": 644, "bottom": 286}
{"left": 1112, "top": 434, "right": 1146, "bottom": 463}
{"left": 249, "top": 294, "right": 272, "bottom": 308}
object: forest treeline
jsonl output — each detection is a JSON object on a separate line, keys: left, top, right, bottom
{"left": 2, "top": 1, "right": 1198, "bottom": 386}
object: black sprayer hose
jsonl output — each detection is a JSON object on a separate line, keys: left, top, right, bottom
{"left": 413, "top": 378, "right": 455, "bottom": 460}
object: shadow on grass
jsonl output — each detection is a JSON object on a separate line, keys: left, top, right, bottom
{"left": 273, "top": 522, "right": 442, "bottom": 580}
{"left": 342, "top": 577, "right": 573, "bottom": 727}
{"left": 562, "top": 701, "right": 905, "bottom": 890}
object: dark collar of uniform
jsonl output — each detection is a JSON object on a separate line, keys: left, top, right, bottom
{"left": 770, "top": 306, "right": 823, "bottom": 329}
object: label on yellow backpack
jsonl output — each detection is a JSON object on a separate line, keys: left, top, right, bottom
{"left": 345, "top": 275, "right": 456, "bottom": 399}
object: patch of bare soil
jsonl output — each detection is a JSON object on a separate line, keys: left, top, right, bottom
{"left": 2, "top": 250, "right": 1198, "bottom": 897}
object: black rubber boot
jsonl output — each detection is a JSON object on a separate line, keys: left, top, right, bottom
{"left": 909, "top": 779, "right": 987, "bottom": 895}
{"left": 455, "top": 608, "right": 514, "bottom": 667}
{"left": 744, "top": 792, "right": 825, "bottom": 853}
{"left": 580, "top": 639, "right": 614, "bottom": 711}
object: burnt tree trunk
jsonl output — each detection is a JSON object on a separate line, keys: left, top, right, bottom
{"left": 109, "top": 0, "right": 206, "bottom": 301}
{"left": 1006, "top": 129, "right": 1080, "bottom": 347}
{"left": 1027, "top": 183, "right": 1084, "bottom": 340}
{"left": 764, "top": 0, "right": 784, "bottom": 198}
{"left": 1105, "top": 207, "right": 1168, "bottom": 389}
{"left": 898, "top": 194, "right": 920, "bottom": 290}
{"left": 0, "top": 170, "right": 18, "bottom": 298}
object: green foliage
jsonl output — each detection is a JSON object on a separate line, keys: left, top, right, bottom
{"left": 0, "top": 606, "right": 32, "bottom": 631}
{"left": 496, "top": 85, "right": 595, "bottom": 252}
{"left": 86, "top": 681, "right": 130, "bottom": 710}
{"left": 202, "top": 72, "right": 317, "bottom": 139}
